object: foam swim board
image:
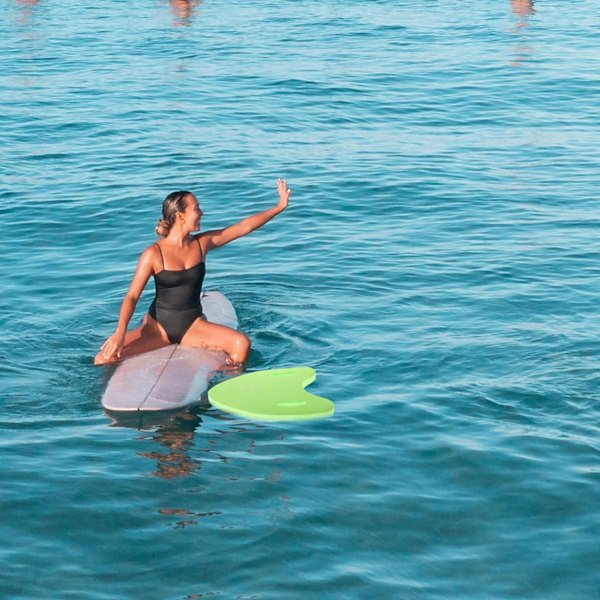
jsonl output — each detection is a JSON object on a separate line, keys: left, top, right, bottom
{"left": 101, "top": 291, "right": 237, "bottom": 412}
{"left": 208, "top": 367, "right": 334, "bottom": 421}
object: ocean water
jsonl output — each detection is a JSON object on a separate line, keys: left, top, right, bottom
{"left": 1, "top": 0, "right": 600, "bottom": 597}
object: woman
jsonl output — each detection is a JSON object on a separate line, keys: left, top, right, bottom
{"left": 94, "top": 178, "right": 291, "bottom": 366}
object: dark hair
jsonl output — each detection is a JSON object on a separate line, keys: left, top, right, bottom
{"left": 155, "top": 190, "right": 191, "bottom": 237}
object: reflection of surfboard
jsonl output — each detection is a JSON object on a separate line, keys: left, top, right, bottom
{"left": 101, "top": 291, "right": 237, "bottom": 412}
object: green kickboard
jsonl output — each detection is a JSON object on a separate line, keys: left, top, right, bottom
{"left": 208, "top": 367, "right": 334, "bottom": 421}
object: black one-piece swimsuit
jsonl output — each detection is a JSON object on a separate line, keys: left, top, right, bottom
{"left": 148, "top": 239, "right": 206, "bottom": 344}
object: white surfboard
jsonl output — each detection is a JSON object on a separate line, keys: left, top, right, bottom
{"left": 101, "top": 291, "right": 238, "bottom": 412}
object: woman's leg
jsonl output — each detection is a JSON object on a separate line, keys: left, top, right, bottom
{"left": 94, "top": 315, "right": 170, "bottom": 365}
{"left": 180, "top": 318, "right": 251, "bottom": 365}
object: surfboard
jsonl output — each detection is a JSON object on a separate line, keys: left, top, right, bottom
{"left": 101, "top": 291, "right": 237, "bottom": 412}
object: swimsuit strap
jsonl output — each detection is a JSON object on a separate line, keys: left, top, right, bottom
{"left": 154, "top": 243, "right": 165, "bottom": 269}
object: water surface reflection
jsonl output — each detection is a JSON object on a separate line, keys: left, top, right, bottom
{"left": 511, "top": 0, "right": 535, "bottom": 19}
{"left": 107, "top": 405, "right": 207, "bottom": 479}
{"left": 169, "top": 0, "right": 200, "bottom": 27}
{"left": 509, "top": 0, "right": 535, "bottom": 66}
{"left": 15, "top": 0, "right": 39, "bottom": 25}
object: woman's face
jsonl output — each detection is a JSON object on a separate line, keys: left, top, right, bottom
{"left": 182, "top": 193, "right": 203, "bottom": 231}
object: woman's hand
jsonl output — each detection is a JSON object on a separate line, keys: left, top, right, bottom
{"left": 203, "top": 179, "right": 292, "bottom": 251}
{"left": 277, "top": 178, "right": 291, "bottom": 209}
{"left": 100, "top": 329, "right": 126, "bottom": 361}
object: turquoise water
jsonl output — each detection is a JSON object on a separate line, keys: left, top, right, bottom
{"left": 2, "top": 0, "right": 600, "bottom": 597}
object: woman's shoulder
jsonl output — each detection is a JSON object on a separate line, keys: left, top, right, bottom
{"left": 141, "top": 240, "right": 162, "bottom": 256}
{"left": 193, "top": 232, "right": 211, "bottom": 252}
{"left": 137, "top": 241, "right": 163, "bottom": 267}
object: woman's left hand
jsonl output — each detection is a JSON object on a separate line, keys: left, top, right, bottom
{"left": 277, "top": 178, "right": 291, "bottom": 209}
{"left": 100, "top": 329, "right": 126, "bottom": 361}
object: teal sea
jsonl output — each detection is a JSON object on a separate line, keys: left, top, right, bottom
{"left": 2, "top": 0, "right": 600, "bottom": 597}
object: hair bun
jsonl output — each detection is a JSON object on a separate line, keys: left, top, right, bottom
{"left": 155, "top": 218, "right": 170, "bottom": 237}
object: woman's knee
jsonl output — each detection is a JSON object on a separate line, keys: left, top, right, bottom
{"left": 229, "top": 332, "right": 251, "bottom": 362}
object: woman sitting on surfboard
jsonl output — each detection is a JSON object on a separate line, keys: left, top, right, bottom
{"left": 94, "top": 178, "right": 291, "bottom": 366}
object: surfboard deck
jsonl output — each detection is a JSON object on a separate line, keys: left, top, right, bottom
{"left": 101, "top": 291, "right": 237, "bottom": 412}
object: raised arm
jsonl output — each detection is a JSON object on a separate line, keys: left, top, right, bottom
{"left": 98, "top": 246, "right": 157, "bottom": 361}
{"left": 202, "top": 178, "right": 291, "bottom": 251}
